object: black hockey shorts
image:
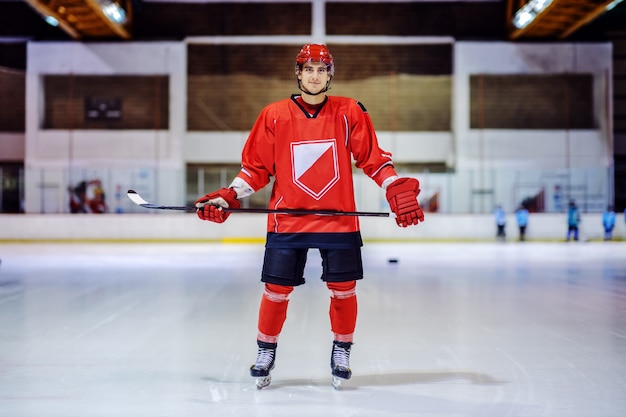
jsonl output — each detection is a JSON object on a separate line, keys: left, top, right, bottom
{"left": 261, "top": 247, "right": 364, "bottom": 287}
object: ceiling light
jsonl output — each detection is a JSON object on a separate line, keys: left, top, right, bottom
{"left": 100, "top": 1, "right": 127, "bottom": 24}
{"left": 44, "top": 15, "right": 59, "bottom": 26}
{"left": 513, "top": 11, "right": 534, "bottom": 29}
{"left": 512, "top": 0, "right": 553, "bottom": 29}
{"left": 605, "top": 0, "right": 623, "bottom": 11}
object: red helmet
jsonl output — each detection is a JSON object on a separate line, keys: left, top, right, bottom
{"left": 295, "top": 44, "right": 334, "bottom": 76}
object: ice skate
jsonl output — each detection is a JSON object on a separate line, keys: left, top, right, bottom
{"left": 250, "top": 341, "right": 276, "bottom": 389}
{"left": 330, "top": 341, "right": 352, "bottom": 389}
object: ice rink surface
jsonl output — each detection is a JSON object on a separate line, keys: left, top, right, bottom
{"left": 1, "top": 241, "right": 625, "bottom": 417}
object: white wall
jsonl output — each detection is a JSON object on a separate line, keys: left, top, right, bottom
{"left": 453, "top": 42, "right": 613, "bottom": 172}
{"left": 16, "top": 40, "right": 613, "bottom": 216}
{"left": 24, "top": 42, "right": 187, "bottom": 213}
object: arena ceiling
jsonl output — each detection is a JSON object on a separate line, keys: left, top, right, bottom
{"left": 1, "top": 0, "right": 625, "bottom": 42}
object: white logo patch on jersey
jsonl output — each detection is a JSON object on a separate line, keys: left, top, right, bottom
{"left": 291, "top": 139, "right": 340, "bottom": 200}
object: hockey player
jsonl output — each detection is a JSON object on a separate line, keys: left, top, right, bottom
{"left": 566, "top": 199, "right": 581, "bottom": 241}
{"left": 602, "top": 205, "right": 616, "bottom": 241}
{"left": 195, "top": 44, "right": 424, "bottom": 389}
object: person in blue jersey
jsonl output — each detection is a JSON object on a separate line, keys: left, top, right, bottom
{"left": 566, "top": 199, "right": 581, "bottom": 241}
{"left": 515, "top": 204, "right": 529, "bottom": 242}
{"left": 494, "top": 204, "right": 506, "bottom": 242}
{"left": 602, "top": 205, "right": 616, "bottom": 241}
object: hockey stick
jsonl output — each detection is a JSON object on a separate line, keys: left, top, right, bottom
{"left": 127, "top": 190, "right": 389, "bottom": 217}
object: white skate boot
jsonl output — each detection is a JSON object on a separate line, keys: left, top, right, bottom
{"left": 250, "top": 341, "right": 277, "bottom": 389}
{"left": 330, "top": 341, "right": 352, "bottom": 389}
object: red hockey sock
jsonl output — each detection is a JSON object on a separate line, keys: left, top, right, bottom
{"left": 257, "top": 283, "right": 293, "bottom": 344}
{"left": 327, "top": 281, "right": 357, "bottom": 343}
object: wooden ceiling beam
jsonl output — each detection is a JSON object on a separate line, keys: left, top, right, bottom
{"left": 507, "top": 0, "right": 618, "bottom": 40}
{"left": 25, "top": 0, "right": 132, "bottom": 39}
{"left": 25, "top": 0, "right": 82, "bottom": 38}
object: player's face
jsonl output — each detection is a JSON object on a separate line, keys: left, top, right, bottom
{"left": 298, "top": 61, "right": 330, "bottom": 95}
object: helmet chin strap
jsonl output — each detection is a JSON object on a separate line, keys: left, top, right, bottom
{"left": 297, "top": 79, "right": 332, "bottom": 96}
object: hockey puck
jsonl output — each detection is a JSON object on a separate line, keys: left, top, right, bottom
{"left": 387, "top": 258, "right": 398, "bottom": 264}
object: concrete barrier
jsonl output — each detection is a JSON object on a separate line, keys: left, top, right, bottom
{"left": 0, "top": 212, "right": 621, "bottom": 242}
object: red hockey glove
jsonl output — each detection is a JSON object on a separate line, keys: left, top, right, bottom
{"left": 385, "top": 177, "right": 425, "bottom": 228}
{"left": 194, "top": 188, "right": 240, "bottom": 223}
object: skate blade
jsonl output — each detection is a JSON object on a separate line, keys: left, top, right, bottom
{"left": 255, "top": 375, "right": 271, "bottom": 389}
{"left": 332, "top": 376, "right": 345, "bottom": 390}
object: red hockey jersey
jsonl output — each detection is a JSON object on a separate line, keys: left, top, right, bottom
{"left": 236, "top": 95, "right": 398, "bottom": 244}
